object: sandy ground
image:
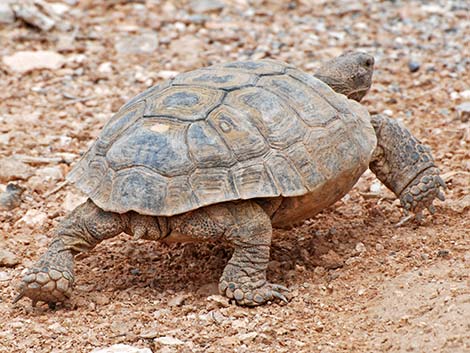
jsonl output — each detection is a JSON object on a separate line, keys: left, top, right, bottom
{"left": 0, "top": 1, "right": 469, "bottom": 352}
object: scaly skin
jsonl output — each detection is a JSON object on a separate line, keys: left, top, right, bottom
{"left": 369, "top": 114, "right": 445, "bottom": 220}
{"left": 15, "top": 200, "right": 288, "bottom": 307}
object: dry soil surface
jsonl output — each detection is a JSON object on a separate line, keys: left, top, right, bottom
{"left": 0, "top": 1, "right": 469, "bottom": 352}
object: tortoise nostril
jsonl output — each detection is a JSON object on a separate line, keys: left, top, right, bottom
{"left": 364, "top": 58, "right": 373, "bottom": 68}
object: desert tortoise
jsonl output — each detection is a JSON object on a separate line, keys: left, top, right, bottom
{"left": 15, "top": 52, "right": 445, "bottom": 307}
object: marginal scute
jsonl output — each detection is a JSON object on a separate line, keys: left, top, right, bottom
{"left": 106, "top": 118, "right": 193, "bottom": 177}
{"left": 207, "top": 104, "right": 270, "bottom": 161}
{"left": 232, "top": 162, "right": 278, "bottom": 199}
{"left": 265, "top": 153, "right": 307, "bottom": 196}
{"left": 284, "top": 143, "right": 325, "bottom": 191}
{"left": 164, "top": 175, "right": 198, "bottom": 215}
{"left": 225, "top": 87, "right": 305, "bottom": 149}
{"left": 190, "top": 168, "right": 238, "bottom": 206}
{"left": 144, "top": 86, "right": 224, "bottom": 121}
{"left": 173, "top": 68, "right": 258, "bottom": 90}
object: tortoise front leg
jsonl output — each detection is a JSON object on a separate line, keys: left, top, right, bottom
{"left": 14, "top": 199, "right": 128, "bottom": 308}
{"left": 369, "top": 114, "right": 445, "bottom": 220}
{"left": 169, "top": 201, "right": 289, "bottom": 306}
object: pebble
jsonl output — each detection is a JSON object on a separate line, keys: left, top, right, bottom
{"left": 237, "top": 332, "right": 257, "bottom": 343}
{"left": 0, "top": 183, "right": 24, "bottom": 211}
{"left": 115, "top": 32, "right": 159, "bottom": 55}
{"left": 154, "top": 336, "right": 184, "bottom": 346}
{"left": 408, "top": 60, "right": 421, "bottom": 73}
{"left": 0, "top": 271, "right": 11, "bottom": 282}
{"left": 189, "top": 0, "right": 225, "bottom": 13}
{"left": 355, "top": 242, "right": 366, "bottom": 254}
{"left": 35, "top": 166, "right": 63, "bottom": 181}
{"left": 456, "top": 102, "right": 470, "bottom": 122}
{"left": 91, "top": 344, "right": 152, "bottom": 353}
{"left": 10, "top": 1, "right": 55, "bottom": 31}
{"left": 0, "top": 2, "right": 15, "bottom": 24}
{"left": 206, "top": 294, "right": 230, "bottom": 308}
{"left": 0, "top": 249, "right": 20, "bottom": 267}
{"left": 0, "top": 157, "right": 33, "bottom": 182}
{"left": 2, "top": 51, "right": 65, "bottom": 73}
{"left": 17, "top": 209, "right": 48, "bottom": 228}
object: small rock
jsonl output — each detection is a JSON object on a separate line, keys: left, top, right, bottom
{"left": 355, "top": 242, "right": 366, "bottom": 254}
{"left": 0, "top": 157, "right": 33, "bottom": 182}
{"left": 35, "top": 166, "right": 63, "bottom": 181}
{"left": 0, "top": 2, "right": 15, "bottom": 24}
{"left": 17, "top": 209, "right": 48, "bottom": 228}
{"left": 48, "top": 322, "right": 67, "bottom": 334}
{"left": 98, "top": 62, "right": 113, "bottom": 74}
{"left": 0, "top": 271, "right": 11, "bottom": 282}
{"left": 168, "top": 294, "right": 187, "bottom": 307}
{"left": 408, "top": 60, "right": 420, "bottom": 73}
{"left": 237, "top": 332, "right": 257, "bottom": 343}
{"left": 0, "top": 183, "right": 24, "bottom": 211}
{"left": 154, "top": 336, "right": 184, "bottom": 346}
{"left": 375, "top": 243, "right": 384, "bottom": 251}
{"left": 320, "top": 250, "right": 343, "bottom": 269}
{"left": 139, "top": 327, "right": 160, "bottom": 339}
{"left": 10, "top": 2, "right": 55, "bottom": 31}
{"left": 0, "top": 249, "right": 20, "bottom": 267}
{"left": 189, "top": 0, "right": 225, "bottom": 13}
{"left": 2, "top": 51, "right": 65, "bottom": 73}
{"left": 110, "top": 321, "right": 134, "bottom": 336}
{"left": 437, "top": 249, "right": 450, "bottom": 258}
{"left": 91, "top": 344, "right": 152, "bottom": 353}
{"left": 456, "top": 102, "right": 470, "bottom": 122}
{"left": 115, "top": 32, "right": 158, "bottom": 55}
{"left": 369, "top": 180, "right": 382, "bottom": 194}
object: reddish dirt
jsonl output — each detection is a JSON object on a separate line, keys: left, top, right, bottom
{"left": 0, "top": 1, "right": 469, "bottom": 352}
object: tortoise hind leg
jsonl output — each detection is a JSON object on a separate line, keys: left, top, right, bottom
{"left": 14, "top": 199, "right": 127, "bottom": 308}
{"left": 169, "top": 201, "right": 289, "bottom": 306}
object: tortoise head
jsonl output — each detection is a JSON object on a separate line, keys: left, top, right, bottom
{"left": 314, "top": 51, "right": 374, "bottom": 102}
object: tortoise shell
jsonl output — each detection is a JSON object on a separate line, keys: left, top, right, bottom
{"left": 67, "top": 59, "right": 376, "bottom": 216}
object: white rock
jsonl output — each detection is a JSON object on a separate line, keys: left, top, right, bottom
{"left": 3, "top": 51, "right": 65, "bottom": 73}
{"left": 190, "top": 0, "right": 225, "bottom": 13}
{"left": 91, "top": 344, "right": 152, "bottom": 353}
{"left": 98, "top": 62, "right": 113, "bottom": 74}
{"left": 460, "top": 90, "right": 470, "bottom": 99}
{"left": 0, "top": 271, "right": 11, "bottom": 282}
{"left": 0, "top": 249, "right": 20, "bottom": 267}
{"left": 237, "top": 332, "right": 257, "bottom": 343}
{"left": 355, "top": 242, "right": 366, "bottom": 254}
{"left": 0, "top": 157, "right": 33, "bottom": 182}
{"left": 35, "top": 166, "right": 63, "bottom": 181}
{"left": 456, "top": 102, "right": 470, "bottom": 122}
{"left": 18, "top": 209, "right": 48, "bottom": 228}
{"left": 157, "top": 70, "right": 179, "bottom": 80}
{"left": 154, "top": 336, "right": 184, "bottom": 346}
{"left": 0, "top": 2, "right": 15, "bottom": 24}
{"left": 369, "top": 180, "right": 382, "bottom": 194}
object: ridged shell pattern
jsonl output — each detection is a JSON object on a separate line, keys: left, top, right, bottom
{"left": 67, "top": 59, "right": 376, "bottom": 216}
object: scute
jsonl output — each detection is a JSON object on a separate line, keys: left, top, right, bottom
{"left": 144, "top": 85, "right": 224, "bottom": 121}
{"left": 106, "top": 118, "right": 193, "bottom": 177}
{"left": 173, "top": 68, "right": 258, "bottom": 90}
{"left": 68, "top": 59, "right": 376, "bottom": 217}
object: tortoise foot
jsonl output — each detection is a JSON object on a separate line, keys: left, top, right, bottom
{"left": 219, "top": 278, "right": 290, "bottom": 306}
{"left": 14, "top": 239, "right": 75, "bottom": 307}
